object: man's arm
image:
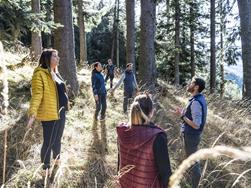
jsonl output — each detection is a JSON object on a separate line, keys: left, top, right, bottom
{"left": 133, "top": 74, "right": 138, "bottom": 89}
{"left": 182, "top": 101, "right": 202, "bottom": 129}
{"left": 113, "top": 73, "right": 125, "bottom": 90}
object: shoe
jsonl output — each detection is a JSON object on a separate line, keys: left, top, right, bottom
{"left": 100, "top": 117, "right": 106, "bottom": 121}
{"left": 99, "top": 115, "right": 106, "bottom": 121}
{"left": 50, "top": 160, "right": 60, "bottom": 183}
{"left": 93, "top": 114, "right": 98, "bottom": 121}
{"left": 41, "top": 168, "right": 51, "bottom": 177}
{"left": 41, "top": 168, "right": 51, "bottom": 187}
{"left": 50, "top": 165, "right": 59, "bottom": 183}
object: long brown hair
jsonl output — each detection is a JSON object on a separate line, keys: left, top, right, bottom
{"left": 38, "top": 49, "right": 58, "bottom": 70}
{"left": 130, "top": 93, "right": 153, "bottom": 125}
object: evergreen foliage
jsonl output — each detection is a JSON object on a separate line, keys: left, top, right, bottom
{"left": 0, "top": 0, "right": 243, "bottom": 97}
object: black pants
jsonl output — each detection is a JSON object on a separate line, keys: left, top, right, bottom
{"left": 41, "top": 109, "right": 65, "bottom": 169}
{"left": 105, "top": 74, "right": 114, "bottom": 89}
{"left": 94, "top": 94, "right": 107, "bottom": 120}
{"left": 123, "top": 91, "right": 134, "bottom": 113}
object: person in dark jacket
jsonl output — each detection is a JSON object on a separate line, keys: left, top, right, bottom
{"left": 117, "top": 93, "right": 172, "bottom": 188}
{"left": 91, "top": 62, "right": 107, "bottom": 121}
{"left": 111, "top": 63, "right": 138, "bottom": 113}
{"left": 171, "top": 77, "right": 207, "bottom": 188}
{"left": 104, "top": 59, "right": 116, "bottom": 89}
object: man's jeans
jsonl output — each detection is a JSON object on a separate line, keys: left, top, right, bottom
{"left": 105, "top": 74, "right": 114, "bottom": 89}
{"left": 123, "top": 91, "right": 133, "bottom": 113}
{"left": 184, "top": 133, "right": 201, "bottom": 188}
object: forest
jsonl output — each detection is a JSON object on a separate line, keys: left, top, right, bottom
{"left": 0, "top": 0, "right": 251, "bottom": 188}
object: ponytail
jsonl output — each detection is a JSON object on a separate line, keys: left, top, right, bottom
{"left": 129, "top": 93, "right": 153, "bottom": 126}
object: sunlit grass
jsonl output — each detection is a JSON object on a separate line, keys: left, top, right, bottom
{"left": 1, "top": 49, "right": 251, "bottom": 187}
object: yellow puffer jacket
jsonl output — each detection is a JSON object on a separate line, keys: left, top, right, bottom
{"left": 28, "top": 67, "right": 59, "bottom": 121}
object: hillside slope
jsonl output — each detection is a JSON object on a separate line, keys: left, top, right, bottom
{"left": 0, "top": 53, "right": 251, "bottom": 188}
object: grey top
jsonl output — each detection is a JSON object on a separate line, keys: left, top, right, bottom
{"left": 190, "top": 100, "right": 202, "bottom": 129}
{"left": 113, "top": 73, "right": 138, "bottom": 90}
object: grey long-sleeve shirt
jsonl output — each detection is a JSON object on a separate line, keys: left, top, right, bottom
{"left": 113, "top": 72, "right": 138, "bottom": 90}
{"left": 190, "top": 100, "right": 202, "bottom": 129}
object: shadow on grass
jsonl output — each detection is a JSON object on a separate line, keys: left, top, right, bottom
{"left": 80, "top": 118, "right": 110, "bottom": 188}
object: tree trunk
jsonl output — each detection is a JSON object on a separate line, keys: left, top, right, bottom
{"left": 174, "top": 0, "right": 180, "bottom": 86}
{"left": 237, "top": 0, "right": 251, "bottom": 99}
{"left": 166, "top": 0, "right": 170, "bottom": 28}
{"left": 31, "top": 0, "right": 42, "bottom": 60}
{"left": 126, "top": 0, "right": 136, "bottom": 72}
{"left": 78, "top": 0, "right": 87, "bottom": 65}
{"left": 116, "top": 0, "right": 120, "bottom": 68}
{"left": 210, "top": 0, "right": 216, "bottom": 93}
{"left": 220, "top": 0, "right": 225, "bottom": 98}
{"left": 190, "top": 1, "right": 195, "bottom": 78}
{"left": 139, "top": 0, "right": 156, "bottom": 90}
{"left": 111, "top": 0, "right": 117, "bottom": 62}
{"left": 43, "top": 0, "right": 52, "bottom": 48}
{"left": 53, "top": 0, "right": 79, "bottom": 96}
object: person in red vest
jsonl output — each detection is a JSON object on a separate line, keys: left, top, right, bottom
{"left": 116, "top": 93, "right": 172, "bottom": 188}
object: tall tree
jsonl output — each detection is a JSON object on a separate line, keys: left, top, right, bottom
{"left": 43, "top": 0, "right": 52, "bottom": 48}
{"left": 78, "top": 0, "right": 87, "bottom": 65}
{"left": 139, "top": 0, "right": 157, "bottom": 90}
{"left": 31, "top": 0, "right": 42, "bottom": 60}
{"left": 210, "top": 0, "right": 216, "bottom": 93}
{"left": 237, "top": 0, "right": 251, "bottom": 98}
{"left": 116, "top": 0, "right": 120, "bottom": 67}
{"left": 166, "top": 0, "right": 170, "bottom": 23}
{"left": 219, "top": 0, "right": 225, "bottom": 98}
{"left": 174, "top": 0, "right": 180, "bottom": 85}
{"left": 111, "top": 0, "right": 117, "bottom": 62}
{"left": 53, "top": 0, "right": 79, "bottom": 96}
{"left": 189, "top": 1, "right": 195, "bottom": 78}
{"left": 126, "top": 0, "right": 135, "bottom": 72}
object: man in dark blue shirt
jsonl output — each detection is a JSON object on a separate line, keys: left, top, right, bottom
{"left": 105, "top": 59, "right": 116, "bottom": 89}
{"left": 172, "top": 77, "right": 207, "bottom": 188}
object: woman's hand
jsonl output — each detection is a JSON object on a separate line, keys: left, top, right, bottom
{"left": 27, "top": 116, "right": 35, "bottom": 129}
{"left": 94, "top": 95, "right": 99, "bottom": 101}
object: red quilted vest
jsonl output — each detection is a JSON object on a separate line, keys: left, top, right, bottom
{"left": 117, "top": 123, "right": 165, "bottom": 188}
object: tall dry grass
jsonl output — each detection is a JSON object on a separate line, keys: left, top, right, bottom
{"left": 0, "top": 41, "right": 9, "bottom": 185}
{"left": 157, "top": 82, "right": 251, "bottom": 188}
{"left": 1, "top": 49, "right": 251, "bottom": 188}
{"left": 169, "top": 146, "right": 251, "bottom": 188}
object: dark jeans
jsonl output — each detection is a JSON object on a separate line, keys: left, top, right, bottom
{"left": 123, "top": 91, "right": 133, "bottom": 113}
{"left": 105, "top": 74, "right": 114, "bottom": 89}
{"left": 41, "top": 109, "right": 65, "bottom": 170}
{"left": 94, "top": 94, "right": 107, "bottom": 120}
{"left": 184, "top": 133, "right": 201, "bottom": 188}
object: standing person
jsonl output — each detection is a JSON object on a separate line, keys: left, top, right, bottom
{"left": 92, "top": 62, "right": 107, "bottom": 121}
{"left": 105, "top": 58, "right": 116, "bottom": 89}
{"left": 172, "top": 77, "right": 207, "bottom": 188}
{"left": 27, "top": 49, "right": 69, "bottom": 176}
{"left": 111, "top": 63, "right": 138, "bottom": 113}
{"left": 117, "top": 93, "right": 172, "bottom": 188}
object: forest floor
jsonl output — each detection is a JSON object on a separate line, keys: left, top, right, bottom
{"left": 0, "top": 52, "right": 251, "bottom": 188}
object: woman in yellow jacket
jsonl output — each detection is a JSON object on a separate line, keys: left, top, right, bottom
{"left": 27, "top": 49, "right": 68, "bottom": 176}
